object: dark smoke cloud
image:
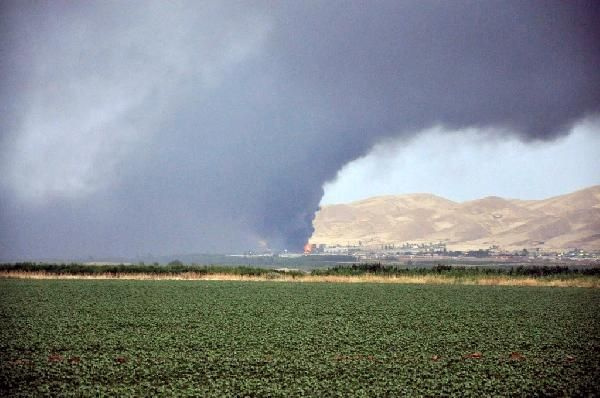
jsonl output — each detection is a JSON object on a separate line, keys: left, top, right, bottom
{"left": 1, "top": 1, "right": 599, "bottom": 258}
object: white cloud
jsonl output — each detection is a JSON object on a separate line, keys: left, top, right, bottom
{"left": 321, "top": 118, "right": 600, "bottom": 204}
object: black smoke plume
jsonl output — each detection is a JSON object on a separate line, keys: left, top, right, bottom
{"left": 1, "top": 1, "right": 598, "bottom": 258}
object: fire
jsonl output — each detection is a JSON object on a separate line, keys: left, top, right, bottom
{"left": 303, "top": 243, "right": 312, "bottom": 254}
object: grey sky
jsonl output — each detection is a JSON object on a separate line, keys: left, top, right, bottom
{"left": 0, "top": 1, "right": 599, "bottom": 258}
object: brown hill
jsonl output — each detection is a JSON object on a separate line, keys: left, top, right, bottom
{"left": 310, "top": 186, "right": 600, "bottom": 250}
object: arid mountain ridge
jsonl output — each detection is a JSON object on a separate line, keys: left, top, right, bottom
{"left": 310, "top": 186, "right": 600, "bottom": 251}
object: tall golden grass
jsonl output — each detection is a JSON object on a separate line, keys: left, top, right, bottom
{"left": 0, "top": 270, "right": 598, "bottom": 288}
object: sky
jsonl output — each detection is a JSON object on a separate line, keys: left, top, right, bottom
{"left": 322, "top": 118, "right": 600, "bottom": 204}
{"left": 0, "top": 1, "right": 599, "bottom": 259}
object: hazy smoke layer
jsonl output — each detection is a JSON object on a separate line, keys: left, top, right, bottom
{"left": 1, "top": 1, "right": 599, "bottom": 258}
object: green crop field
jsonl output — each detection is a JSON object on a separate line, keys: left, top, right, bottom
{"left": 1, "top": 280, "right": 599, "bottom": 396}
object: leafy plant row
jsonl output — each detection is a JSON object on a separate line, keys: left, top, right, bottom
{"left": 0, "top": 262, "right": 304, "bottom": 277}
{"left": 312, "top": 263, "right": 600, "bottom": 277}
{"left": 1, "top": 261, "right": 599, "bottom": 278}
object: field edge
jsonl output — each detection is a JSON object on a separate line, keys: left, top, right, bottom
{"left": 1, "top": 270, "right": 598, "bottom": 288}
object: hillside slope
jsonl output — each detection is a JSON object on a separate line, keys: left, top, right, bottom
{"left": 310, "top": 186, "right": 600, "bottom": 250}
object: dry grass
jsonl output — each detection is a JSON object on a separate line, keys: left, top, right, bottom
{"left": 0, "top": 270, "right": 598, "bottom": 288}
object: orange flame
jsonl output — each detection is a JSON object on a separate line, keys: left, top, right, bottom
{"left": 304, "top": 243, "right": 312, "bottom": 254}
